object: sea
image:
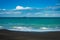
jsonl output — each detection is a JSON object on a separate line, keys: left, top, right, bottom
{"left": 0, "top": 17, "right": 60, "bottom": 32}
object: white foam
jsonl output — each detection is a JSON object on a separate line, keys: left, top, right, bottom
{"left": 40, "top": 27, "right": 48, "bottom": 30}
{"left": 10, "top": 26, "right": 32, "bottom": 31}
{"left": 8, "top": 26, "right": 60, "bottom": 32}
{"left": 0, "top": 26, "right": 3, "bottom": 29}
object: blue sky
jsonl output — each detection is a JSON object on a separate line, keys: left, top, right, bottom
{"left": 0, "top": 0, "right": 60, "bottom": 17}
{"left": 0, "top": 0, "right": 58, "bottom": 9}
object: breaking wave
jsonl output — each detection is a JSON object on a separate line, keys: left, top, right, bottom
{"left": 8, "top": 26, "right": 60, "bottom": 32}
{"left": 0, "top": 25, "right": 60, "bottom": 32}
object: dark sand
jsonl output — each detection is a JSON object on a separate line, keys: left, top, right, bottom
{"left": 0, "top": 29, "right": 60, "bottom": 40}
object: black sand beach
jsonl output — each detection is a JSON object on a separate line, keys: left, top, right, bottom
{"left": 0, "top": 29, "right": 60, "bottom": 40}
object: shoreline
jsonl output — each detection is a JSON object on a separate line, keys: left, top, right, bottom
{"left": 0, "top": 29, "right": 60, "bottom": 40}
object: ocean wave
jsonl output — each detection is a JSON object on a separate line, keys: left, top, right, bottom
{"left": 0, "top": 25, "right": 60, "bottom": 32}
{"left": 0, "top": 26, "right": 3, "bottom": 29}
{"left": 8, "top": 26, "right": 60, "bottom": 32}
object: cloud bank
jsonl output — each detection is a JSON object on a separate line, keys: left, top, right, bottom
{"left": 0, "top": 5, "right": 60, "bottom": 17}
{"left": 16, "top": 6, "right": 32, "bottom": 10}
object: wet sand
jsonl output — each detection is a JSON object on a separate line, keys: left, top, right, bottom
{"left": 0, "top": 29, "right": 60, "bottom": 40}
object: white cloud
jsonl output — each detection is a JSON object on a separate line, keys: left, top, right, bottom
{"left": 0, "top": 10, "right": 22, "bottom": 14}
{"left": 3, "top": 9, "right": 6, "bottom": 10}
{"left": 25, "top": 7, "right": 32, "bottom": 9}
{"left": 0, "top": 5, "right": 60, "bottom": 17}
{"left": 6, "top": 11, "right": 21, "bottom": 14}
{"left": 26, "top": 13, "right": 31, "bottom": 16}
{"left": 16, "top": 6, "right": 24, "bottom": 10}
{"left": 0, "top": 9, "right": 6, "bottom": 10}
{"left": 16, "top": 6, "right": 32, "bottom": 10}
{"left": 44, "top": 11, "right": 60, "bottom": 17}
{"left": 46, "top": 5, "right": 60, "bottom": 11}
{"left": 35, "top": 12, "right": 42, "bottom": 15}
{"left": 56, "top": 3, "right": 60, "bottom": 5}
{"left": 45, "top": 14, "right": 49, "bottom": 16}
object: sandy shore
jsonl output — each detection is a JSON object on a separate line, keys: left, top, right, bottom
{"left": 0, "top": 29, "right": 60, "bottom": 40}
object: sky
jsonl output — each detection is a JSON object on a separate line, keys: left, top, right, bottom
{"left": 0, "top": 0, "right": 60, "bottom": 17}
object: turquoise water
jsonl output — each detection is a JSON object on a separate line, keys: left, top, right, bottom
{"left": 0, "top": 17, "right": 60, "bottom": 31}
